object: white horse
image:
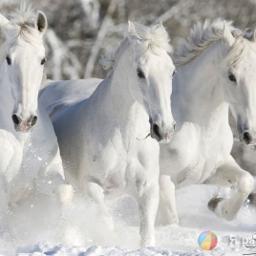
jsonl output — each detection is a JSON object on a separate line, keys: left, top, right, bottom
{"left": 0, "top": 6, "right": 66, "bottom": 207}
{"left": 41, "top": 22, "right": 176, "bottom": 246}
{"left": 159, "top": 19, "right": 256, "bottom": 225}
{"left": 40, "top": 20, "right": 256, "bottom": 226}
{"left": 230, "top": 112, "right": 256, "bottom": 207}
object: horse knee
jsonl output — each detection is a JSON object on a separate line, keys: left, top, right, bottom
{"left": 87, "top": 182, "right": 105, "bottom": 203}
{"left": 238, "top": 172, "right": 254, "bottom": 195}
{"left": 160, "top": 175, "right": 174, "bottom": 189}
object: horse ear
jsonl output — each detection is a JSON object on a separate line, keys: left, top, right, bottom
{"left": 223, "top": 24, "right": 235, "bottom": 47}
{"left": 127, "top": 21, "right": 146, "bottom": 42}
{"left": 152, "top": 22, "right": 164, "bottom": 31}
{"left": 231, "top": 29, "right": 242, "bottom": 38}
{"left": 128, "top": 20, "right": 137, "bottom": 38}
{"left": 0, "top": 13, "right": 13, "bottom": 32}
{"left": 35, "top": 11, "right": 48, "bottom": 34}
{"left": 253, "top": 29, "right": 256, "bottom": 42}
{"left": 0, "top": 13, "right": 10, "bottom": 27}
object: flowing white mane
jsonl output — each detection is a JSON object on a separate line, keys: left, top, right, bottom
{"left": 0, "top": 3, "right": 43, "bottom": 63}
{"left": 129, "top": 22, "right": 172, "bottom": 54}
{"left": 175, "top": 19, "right": 239, "bottom": 66}
{"left": 10, "top": 1, "right": 35, "bottom": 27}
{"left": 101, "top": 22, "right": 172, "bottom": 70}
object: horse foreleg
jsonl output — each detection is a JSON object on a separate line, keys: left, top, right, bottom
{"left": 0, "top": 131, "right": 23, "bottom": 183}
{"left": 207, "top": 156, "right": 254, "bottom": 220}
{"left": 35, "top": 146, "right": 74, "bottom": 208}
{"left": 158, "top": 174, "right": 179, "bottom": 225}
{"left": 137, "top": 181, "right": 159, "bottom": 247}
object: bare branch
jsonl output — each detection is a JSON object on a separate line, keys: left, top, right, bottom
{"left": 84, "top": 0, "right": 118, "bottom": 78}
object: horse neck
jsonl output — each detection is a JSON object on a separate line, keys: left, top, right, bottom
{"left": 110, "top": 51, "right": 139, "bottom": 119}
{"left": 88, "top": 45, "right": 145, "bottom": 141}
{"left": 173, "top": 41, "right": 229, "bottom": 129}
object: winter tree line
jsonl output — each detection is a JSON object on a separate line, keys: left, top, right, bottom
{"left": 1, "top": 0, "right": 256, "bottom": 80}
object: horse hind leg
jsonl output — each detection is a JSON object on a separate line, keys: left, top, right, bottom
{"left": 87, "top": 181, "right": 114, "bottom": 230}
{"left": 207, "top": 157, "right": 254, "bottom": 220}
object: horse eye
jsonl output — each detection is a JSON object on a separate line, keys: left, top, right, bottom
{"left": 228, "top": 73, "right": 237, "bottom": 83}
{"left": 172, "top": 70, "right": 176, "bottom": 78}
{"left": 41, "top": 58, "right": 46, "bottom": 65}
{"left": 6, "top": 56, "right": 11, "bottom": 65}
{"left": 137, "top": 68, "right": 145, "bottom": 79}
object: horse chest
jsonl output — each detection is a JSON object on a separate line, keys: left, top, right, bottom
{"left": 88, "top": 129, "right": 138, "bottom": 192}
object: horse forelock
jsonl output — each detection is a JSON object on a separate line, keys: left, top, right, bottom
{"left": 11, "top": 1, "right": 35, "bottom": 28}
{"left": 101, "top": 24, "right": 173, "bottom": 72}
{"left": 138, "top": 24, "right": 172, "bottom": 54}
{"left": 2, "top": 2, "right": 43, "bottom": 47}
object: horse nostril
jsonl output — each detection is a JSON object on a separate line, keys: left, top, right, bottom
{"left": 153, "top": 123, "right": 161, "bottom": 139}
{"left": 173, "top": 122, "right": 176, "bottom": 131}
{"left": 243, "top": 131, "right": 253, "bottom": 144}
{"left": 12, "top": 114, "right": 21, "bottom": 125}
{"left": 30, "top": 115, "right": 38, "bottom": 126}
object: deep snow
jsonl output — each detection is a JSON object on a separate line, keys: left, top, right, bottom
{"left": 0, "top": 183, "right": 255, "bottom": 256}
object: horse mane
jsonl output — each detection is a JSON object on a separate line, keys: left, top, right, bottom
{"left": 10, "top": 1, "right": 35, "bottom": 28}
{"left": 101, "top": 22, "right": 172, "bottom": 71}
{"left": 174, "top": 19, "right": 240, "bottom": 66}
{"left": 0, "top": 2, "right": 44, "bottom": 64}
{"left": 129, "top": 22, "right": 173, "bottom": 54}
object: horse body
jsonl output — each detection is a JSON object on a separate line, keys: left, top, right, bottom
{"left": 48, "top": 22, "right": 175, "bottom": 246}
{"left": 40, "top": 78, "right": 101, "bottom": 120}
{"left": 0, "top": 7, "right": 65, "bottom": 205}
{"left": 159, "top": 20, "right": 256, "bottom": 224}
{"left": 0, "top": 64, "right": 24, "bottom": 182}
{"left": 54, "top": 77, "right": 154, "bottom": 190}
{"left": 161, "top": 41, "right": 233, "bottom": 185}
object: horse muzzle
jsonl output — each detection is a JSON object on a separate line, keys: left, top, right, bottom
{"left": 240, "top": 129, "right": 256, "bottom": 146}
{"left": 12, "top": 114, "right": 38, "bottom": 132}
{"left": 149, "top": 119, "right": 176, "bottom": 143}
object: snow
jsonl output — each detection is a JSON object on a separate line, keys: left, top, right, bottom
{"left": 1, "top": 184, "right": 255, "bottom": 256}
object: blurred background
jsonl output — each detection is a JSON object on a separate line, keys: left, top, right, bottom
{"left": 1, "top": 0, "right": 256, "bottom": 80}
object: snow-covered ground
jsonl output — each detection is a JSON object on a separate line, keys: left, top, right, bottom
{"left": 1, "top": 184, "right": 255, "bottom": 256}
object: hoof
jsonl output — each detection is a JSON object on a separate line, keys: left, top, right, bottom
{"left": 157, "top": 214, "right": 179, "bottom": 226}
{"left": 208, "top": 197, "right": 224, "bottom": 212}
{"left": 248, "top": 193, "right": 256, "bottom": 206}
{"left": 168, "top": 216, "right": 179, "bottom": 226}
{"left": 169, "top": 223, "right": 179, "bottom": 228}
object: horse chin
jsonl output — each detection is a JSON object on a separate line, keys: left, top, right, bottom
{"left": 14, "top": 124, "right": 31, "bottom": 133}
{"left": 150, "top": 131, "right": 172, "bottom": 144}
{"left": 158, "top": 135, "right": 172, "bottom": 144}
{"left": 239, "top": 136, "right": 256, "bottom": 149}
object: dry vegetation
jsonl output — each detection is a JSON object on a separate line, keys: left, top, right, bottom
{"left": 1, "top": 0, "right": 256, "bottom": 79}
